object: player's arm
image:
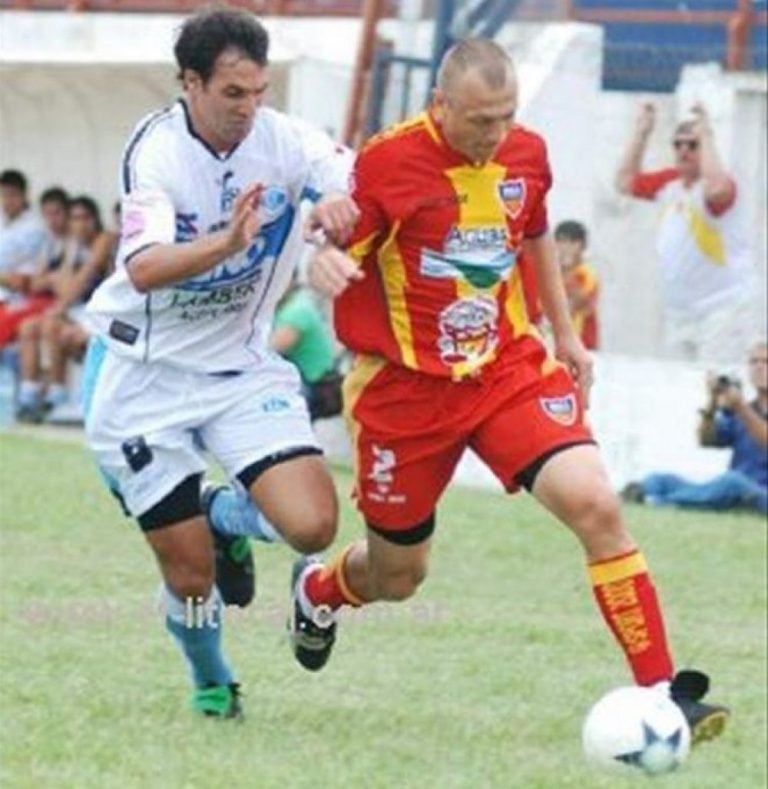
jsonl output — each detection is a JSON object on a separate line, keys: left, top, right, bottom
{"left": 293, "top": 118, "right": 360, "bottom": 246}
{"left": 128, "top": 183, "right": 264, "bottom": 293}
{"left": 690, "top": 104, "right": 736, "bottom": 213}
{"left": 524, "top": 233, "right": 594, "bottom": 404}
{"left": 307, "top": 143, "right": 388, "bottom": 298}
{"left": 615, "top": 103, "right": 655, "bottom": 195}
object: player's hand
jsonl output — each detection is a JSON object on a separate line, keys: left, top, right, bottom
{"left": 689, "top": 102, "right": 712, "bottom": 138}
{"left": 635, "top": 102, "right": 656, "bottom": 138}
{"left": 308, "top": 243, "right": 364, "bottom": 298}
{"left": 554, "top": 333, "right": 594, "bottom": 408}
{"left": 305, "top": 193, "right": 360, "bottom": 247}
{"left": 225, "top": 182, "right": 265, "bottom": 253}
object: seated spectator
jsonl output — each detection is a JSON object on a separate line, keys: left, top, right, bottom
{"left": 270, "top": 280, "right": 342, "bottom": 420}
{"left": 622, "top": 341, "right": 767, "bottom": 514}
{"left": 0, "top": 169, "right": 47, "bottom": 302}
{"left": 16, "top": 196, "right": 114, "bottom": 422}
{"left": 554, "top": 220, "right": 599, "bottom": 350}
{"left": 0, "top": 187, "right": 73, "bottom": 348}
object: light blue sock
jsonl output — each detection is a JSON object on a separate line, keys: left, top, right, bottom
{"left": 210, "top": 488, "right": 282, "bottom": 543}
{"left": 162, "top": 586, "right": 234, "bottom": 689}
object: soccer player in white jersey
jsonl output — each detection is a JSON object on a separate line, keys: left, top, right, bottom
{"left": 82, "top": 7, "right": 358, "bottom": 719}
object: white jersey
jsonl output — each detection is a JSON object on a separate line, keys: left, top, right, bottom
{"left": 86, "top": 99, "right": 352, "bottom": 372}
{"left": 632, "top": 168, "right": 754, "bottom": 318}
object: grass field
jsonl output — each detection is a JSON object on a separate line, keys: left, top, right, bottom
{"left": 1, "top": 432, "right": 766, "bottom": 788}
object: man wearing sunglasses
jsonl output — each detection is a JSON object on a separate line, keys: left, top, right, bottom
{"left": 616, "top": 102, "right": 755, "bottom": 364}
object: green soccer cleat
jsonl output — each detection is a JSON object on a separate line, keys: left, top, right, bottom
{"left": 191, "top": 683, "right": 243, "bottom": 720}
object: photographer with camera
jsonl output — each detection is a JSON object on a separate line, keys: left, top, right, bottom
{"left": 622, "top": 342, "right": 767, "bottom": 514}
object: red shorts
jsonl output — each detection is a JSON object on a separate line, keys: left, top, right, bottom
{"left": 345, "top": 337, "right": 594, "bottom": 532}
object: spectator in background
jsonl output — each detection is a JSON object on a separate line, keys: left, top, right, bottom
{"left": 16, "top": 196, "right": 114, "bottom": 422}
{"left": 0, "top": 170, "right": 47, "bottom": 302}
{"left": 554, "top": 220, "right": 599, "bottom": 350}
{"left": 615, "top": 102, "right": 755, "bottom": 364}
{"left": 271, "top": 278, "right": 342, "bottom": 420}
{"left": 0, "top": 187, "right": 72, "bottom": 348}
{"left": 622, "top": 341, "right": 767, "bottom": 515}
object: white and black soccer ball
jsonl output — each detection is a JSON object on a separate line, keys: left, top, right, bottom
{"left": 582, "top": 686, "right": 691, "bottom": 775}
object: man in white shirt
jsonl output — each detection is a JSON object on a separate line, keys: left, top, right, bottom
{"left": 82, "top": 7, "right": 357, "bottom": 719}
{"left": 0, "top": 170, "right": 47, "bottom": 303}
{"left": 616, "top": 103, "right": 755, "bottom": 364}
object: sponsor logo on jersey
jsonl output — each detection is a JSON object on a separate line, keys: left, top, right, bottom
{"left": 539, "top": 394, "right": 577, "bottom": 426}
{"left": 497, "top": 178, "right": 526, "bottom": 219}
{"left": 420, "top": 224, "right": 515, "bottom": 287}
{"left": 177, "top": 186, "right": 294, "bottom": 292}
{"left": 437, "top": 296, "right": 499, "bottom": 365}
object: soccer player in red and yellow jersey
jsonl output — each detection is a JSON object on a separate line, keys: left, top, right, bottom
{"left": 289, "top": 39, "right": 728, "bottom": 744}
{"left": 554, "top": 220, "right": 599, "bottom": 350}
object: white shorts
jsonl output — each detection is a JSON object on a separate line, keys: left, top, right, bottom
{"left": 83, "top": 338, "right": 320, "bottom": 518}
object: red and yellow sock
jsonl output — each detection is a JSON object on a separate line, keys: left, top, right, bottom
{"left": 589, "top": 549, "right": 674, "bottom": 686}
{"left": 304, "top": 545, "right": 364, "bottom": 610}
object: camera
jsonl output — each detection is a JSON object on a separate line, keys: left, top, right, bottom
{"left": 713, "top": 374, "right": 741, "bottom": 393}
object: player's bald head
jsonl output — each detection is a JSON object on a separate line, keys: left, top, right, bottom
{"left": 437, "top": 38, "right": 514, "bottom": 97}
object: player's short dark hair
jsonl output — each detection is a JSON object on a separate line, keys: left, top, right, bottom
{"left": 174, "top": 6, "right": 269, "bottom": 84}
{"left": 70, "top": 195, "right": 104, "bottom": 233}
{"left": 554, "top": 220, "right": 588, "bottom": 244}
{"left": 40, "top": 187, "right": 70, "bottom": 208}
{"left": 0, "top": 169, "right": 28, "bottom": 193}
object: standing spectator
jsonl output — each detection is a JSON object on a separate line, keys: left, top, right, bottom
{"left": 615, "top": 103, "right": 754, "bottom": 363}
{"left": 0, "top": 187, "right": 72, "bottom": 347}
{"left": 16, "top": 196, "right": 113, "bottom": 422}
{"left": 270, "top": 279, "right": 341, "bottom": 420}
{"left": 554, "top": 220, "right": 599, "bottom": 350}
{"left": 0, "top": 170, "right": 47, "bottom": 302}
{"left": 622, "top": 341, "right": 767, "bottom": 514}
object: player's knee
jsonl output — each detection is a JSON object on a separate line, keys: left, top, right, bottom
{"left": 165, "top": 560, "right": 215, "bottom": 601}
{"left": 372, "top": 564, "right": 427, "bottom": 602}
{"left": 573, "top": 484, "right": 620, "bottom": 526}
{"left": 287, "top": 510, "right": 337, "bottom": 554}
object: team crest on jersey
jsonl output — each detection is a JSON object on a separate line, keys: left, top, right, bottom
{"left": 539, "top": 394, "right": 577, "bottom": 426}
{"left": 437, "top": 296, "right": 499, "bottom": 365}
{"left": 497, "top": 178, "right": 526, "bottom": 219}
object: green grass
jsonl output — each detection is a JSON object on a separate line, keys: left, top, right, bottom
{"left": 0, "top": 433, "right": 766, "bottom": 788}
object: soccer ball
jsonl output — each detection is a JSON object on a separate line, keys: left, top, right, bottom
{"left": 582, "top": 686, "right": 691, "bottom": 775}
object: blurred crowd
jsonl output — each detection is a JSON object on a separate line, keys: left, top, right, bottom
{"left": 0, "top": 170, "right": 119, "bottom": 424}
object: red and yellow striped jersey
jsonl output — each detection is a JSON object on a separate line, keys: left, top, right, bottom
{"left": 335, "top": 111, "right": 552, "bottom": 379}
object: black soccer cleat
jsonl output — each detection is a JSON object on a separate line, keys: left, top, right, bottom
{"left": 201, "top": 483, "right": 255, "bottom": 608}
{"left": 670, "top": 670, "right": 729, "bottom": 745}
{"left": 192, "top": 682, "right": 244, "bottom": 720}
{"left": 288, "top": 556, "right": 337, "bottom": 672}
